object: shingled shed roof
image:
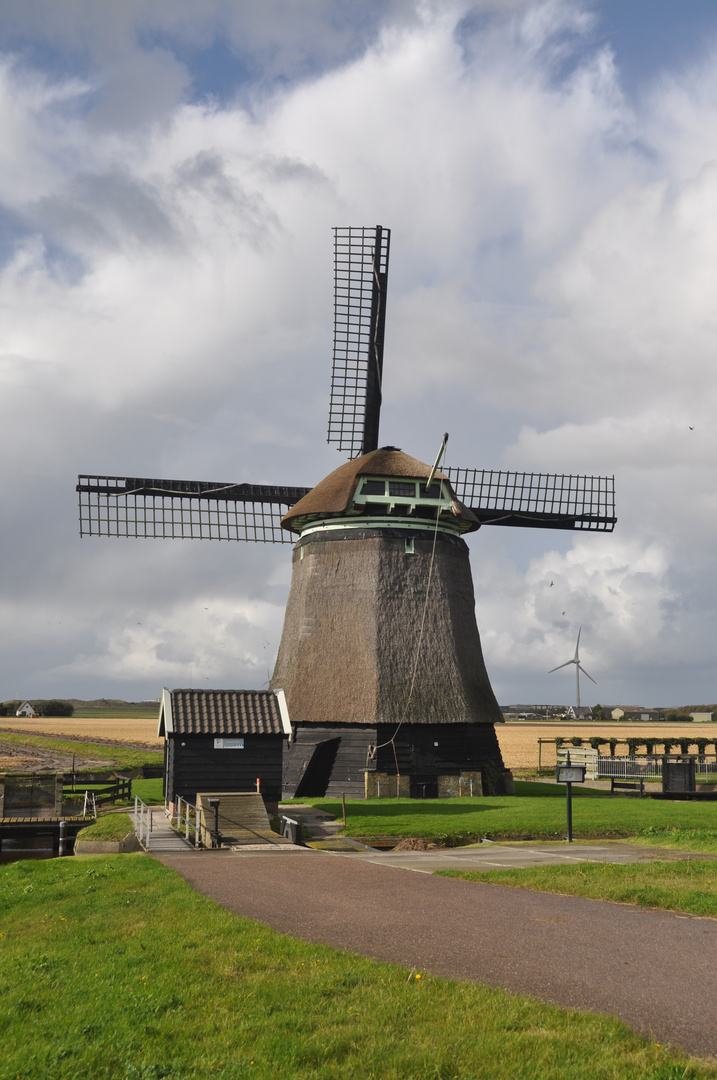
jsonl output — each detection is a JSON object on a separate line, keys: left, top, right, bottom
{"left": 158, "top": 688, "right": 291, "bottom": 738}
{"left": 282, "top": 446, "right": 477, "bottom": 532}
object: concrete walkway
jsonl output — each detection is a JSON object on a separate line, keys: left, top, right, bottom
{"left": 155, "top": 848, "right": 717, "bottom": 1061}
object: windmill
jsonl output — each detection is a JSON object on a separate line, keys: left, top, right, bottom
{"left": 77, "top": 226, "right": 616, "bottom": 799}
{"left": 549, "top": 627, "right": 597, "bottom": 713}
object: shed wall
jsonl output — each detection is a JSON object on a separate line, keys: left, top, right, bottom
{"left": 166, "top": 734, "right": 284, "bottom": 803}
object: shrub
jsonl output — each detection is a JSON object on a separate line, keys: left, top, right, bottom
{"left": 554, "top": 737, "right": 565, "bottom": 749}
{"left": 588, "top": 737, "right": 607, "bottom": 752}
{"left": 570, "top": 737, "right": 583, "bottom": 747}
{"left": 609, "top": 738, "right": 618, "bottom": 756}
{"left": 677, "top": 739, "right": 692, "bottom": 754}
{"left": 694, "top": 738, "right": 709, "bottom": 759}
{"left": 626, "top": 738, "right": 641, "bottom": 756}
{"left": 644, "top": 739, "right": 656, "bottom": 755}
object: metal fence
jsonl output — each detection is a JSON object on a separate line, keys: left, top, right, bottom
{"left": 597, "top": 756, "right": 717, "bottom": 780}
{"left": 597, "top": 757, "right": 662, "bottom": 780}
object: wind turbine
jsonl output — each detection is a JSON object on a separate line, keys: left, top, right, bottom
{"left": 549, "top": 627, "right": 596, "bottom": 710}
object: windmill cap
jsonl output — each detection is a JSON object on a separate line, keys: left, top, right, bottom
{"left": 281, "top": 447, "right": 478, "bottom": 533}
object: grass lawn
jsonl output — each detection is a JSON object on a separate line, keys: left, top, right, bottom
{"left": 437, "top": 860, "right": 717, "bottom": 917}
{"left": 0, "top": 731, "right": 162, "bottom": 770}
{"left": 291, "top": 782, "right": 717, "bottom": 852}
{"left": 131, "top": 776, "right": 164, "bottom": 804}
{"left": 76, "top": 813, "right": 135, "bottom": 842}
{"left": 0, "top": 857, "right": 714, "bottom": 1080}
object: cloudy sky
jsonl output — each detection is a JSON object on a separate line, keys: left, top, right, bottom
{"left": 2, "top": 0, "right": 717, "bottom": 708}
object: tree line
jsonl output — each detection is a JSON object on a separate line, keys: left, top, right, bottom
{"left": 0, "top": 700, "right": 75, "bottom": 717}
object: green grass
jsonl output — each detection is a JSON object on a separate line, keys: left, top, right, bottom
{"left": 131, "top": 777, "right": 164, "bottom": 804}
{"left": 437, "top": 860, "right": 717, "bottom": 917}
{"left": 0, "top": 858, "right": 713, "bottom": 1080}
{"left": 0, "top": 732, "right": 162, "bottom": 770}
{"left": 293, "top": 784, "right": 717, "bottom": 850}
{"left": 76, "top": 814, "right": 135, "bottom": 842}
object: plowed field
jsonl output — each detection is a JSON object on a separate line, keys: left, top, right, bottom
{"left": 0, "top": 717, "right": 162, "bottom": 747}
{"left": 496, "top": 723, "right": 717, "bottom": 770}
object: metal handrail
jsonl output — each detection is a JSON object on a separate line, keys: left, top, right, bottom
{"left": 134, "top": 796, "right": 153, "bottom": 847}
{"left": 170, "top": 797, "right": 215, "bottom": 848}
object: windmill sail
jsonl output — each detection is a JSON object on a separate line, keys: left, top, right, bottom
{"left": 445, "top": 468, "right": 615, "bottom": 532}
{"left": 78, "top": 465, "right": 616, "bottom": 541}
{"left": 76, "top": 475, "right": 309, "bottom": 542}
{"left": 328, "top": 225, "right": 390, "bottom": 457}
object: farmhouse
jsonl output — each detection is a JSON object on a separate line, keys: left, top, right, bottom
{"left": 15, "top": 702, "right": 38, "bottom": 718}
{"left": 158, "top": 688, "right": 291, "bottom": 813}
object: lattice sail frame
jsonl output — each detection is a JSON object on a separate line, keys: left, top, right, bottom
{"left": 77, "top": 476, "right": 310, "bottom": 543}
{"left": 78, "top": 469, "right": 615, "bottom": 541}
{"left": 328, "top": 225, "right": 390, "bottom": 457}
{"left": 445, "top": 468, "right": 615, "bottom": 531}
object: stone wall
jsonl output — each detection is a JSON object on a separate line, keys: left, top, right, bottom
{"left": 364, "top": 772, "right": 410, "bottom": 798}
{"left": 437, "top": 771, "right": 483, "bottom": 797}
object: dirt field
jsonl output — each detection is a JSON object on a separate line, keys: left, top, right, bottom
{"left": 0, "top": 717, "right": 162, "bottom": 748}
{"left": 496, "top": 723, "right": 717, "bottom": 770}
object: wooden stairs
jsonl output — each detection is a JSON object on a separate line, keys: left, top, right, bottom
{"left": 197, "top": 793, "right": 293, "bottom": 847}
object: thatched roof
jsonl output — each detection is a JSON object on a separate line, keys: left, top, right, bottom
{"left": 271, "top": 531, "right": 503, "bottom": 726}
{"left": 282, "top": 446, "right": 477, "bottom": 533}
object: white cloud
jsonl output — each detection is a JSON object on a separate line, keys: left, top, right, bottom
{"left": 2, "top": 1, "right": 717, "bottom": 706}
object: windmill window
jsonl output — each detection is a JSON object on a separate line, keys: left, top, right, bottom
{"left": 405, "top": 538, "right": 415, "bottom": 554}
{"left": 388, "top": 481, "right": 416, "bottom": 498}
{"left": 360, "top": 480, "right": 386, "bottom": 495}
{"left": 419, "top": 482, "right": 441, "bottom": 499}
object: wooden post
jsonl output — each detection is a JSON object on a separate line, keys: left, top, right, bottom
{"left": 342, "top": 792, "right": 346, "bottom": 826}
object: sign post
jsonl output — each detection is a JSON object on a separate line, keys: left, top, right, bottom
{"left": 555, "top": 756, "right": 586, "bottom": 842}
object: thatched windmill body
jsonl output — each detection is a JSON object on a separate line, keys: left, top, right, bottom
{"left": 77, "top": 227, "right": 616, "bottom": 798}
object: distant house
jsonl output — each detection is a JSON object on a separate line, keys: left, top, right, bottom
{"left": 15, "top": 702, "right": 38, "bottom": 718}
{"left": 564, "top": 706, "right": 593, "bottom": 720}
{"left": 158, "top": 688, "right": 292, "bottom": 812}
{"left": 690, "top": 712, "right": 714, "bottom": 723}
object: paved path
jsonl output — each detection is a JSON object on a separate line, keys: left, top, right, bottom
{"left": 308, "top": 839, "right": 709, "bottom": 873}
{"left": 155, "top": 849, "right": 717, "bottom": 1061}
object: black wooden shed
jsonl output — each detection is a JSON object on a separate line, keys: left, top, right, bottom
{"left": 158, "top": 688, "right": 291, "bottom": 811}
